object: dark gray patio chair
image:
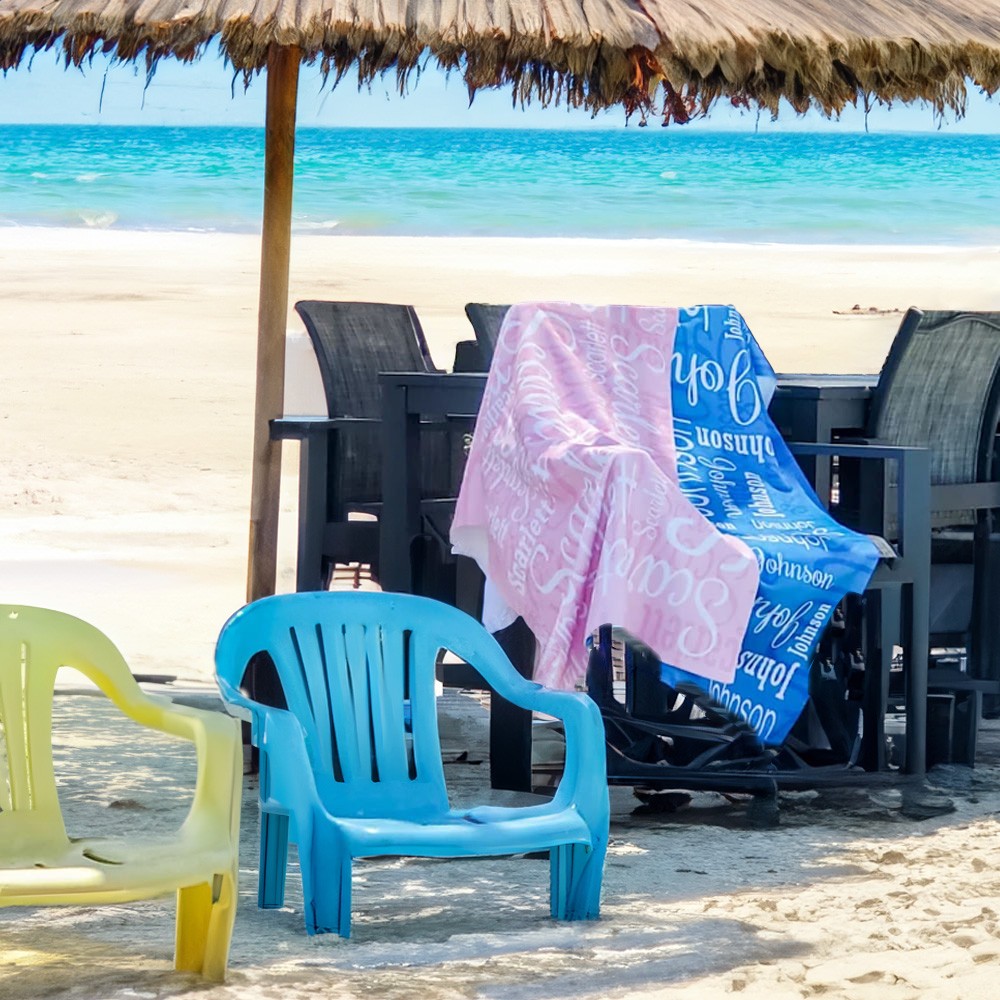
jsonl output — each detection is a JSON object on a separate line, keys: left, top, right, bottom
{"left": 274, "top": 300, "right": 458, "bottom": 592}
{"left": 463, "top": 302, "right": 510, "bottom": 369}
{"left": 851, "top": 308, "right": 1000, "bottom": 759}
{"left": 253, "top": 302, "right": 471, "bottom": 768}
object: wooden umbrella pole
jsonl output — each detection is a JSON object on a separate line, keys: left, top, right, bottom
{"left": 247, "top": 43, "right": 301, "bottom": 603}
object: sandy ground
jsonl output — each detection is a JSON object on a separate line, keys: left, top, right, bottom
{"left": 1, "top": 687, "right": 999, "bottom": 1000}
{"left": 3, "top": 228, "right": 1000, "bottom": 997}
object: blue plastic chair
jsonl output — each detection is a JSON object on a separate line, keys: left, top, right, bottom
{"left": 214, "top": 591, "right": 609, "bottom": 937}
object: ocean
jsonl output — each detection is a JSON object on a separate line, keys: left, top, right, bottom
{"left": 1, "top": 125, "right": 998, "bottom": 245}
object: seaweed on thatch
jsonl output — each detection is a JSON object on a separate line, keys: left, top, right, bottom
{"left": 0, "top": 0, "right": 998, "bottom": 123}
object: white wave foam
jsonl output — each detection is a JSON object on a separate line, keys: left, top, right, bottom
{"left": 294, "top": 219, "right": 340, "bottom": 232}
{"left": 79, "top": 212, "right": 118, "bottom": 229}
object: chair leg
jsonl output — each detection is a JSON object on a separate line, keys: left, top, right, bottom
{"left": 175, "top": 871, "right": 237, "bottom": 982}
{"left": 549, "top": 841, "right": 605, "bottom": 921}
{"left": 302, "top": 847, "right": 353, "bottom": 937}
{"left": 259, "top": 811, "right": 290, "bottom": 908}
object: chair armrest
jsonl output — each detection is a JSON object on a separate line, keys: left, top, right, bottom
{"left": 38, "top": 621, "right": 241, "bottom": 850}
{"left": 216, "top": 674, "right": 264, "bottom": 741}
{"left": 527, "top": 688, "right": 608, "bottom": 817}
{"left": 461, "top": 686, "right": 608, "bottom": 824}
{"left": 101, "top": 686, "right": 242, "bottom": 849}
{"left": 787, "top": 441, "right": 930, "bottom": 561}
{"left": 169, "top": 703, "right": 243, "bottom": 848}
{"left": 930, "top": 481, "right": 1000, "bottom": 512}
{"left": 448, "top": 629, "right": 608, "bottom": 819}
{"left": 786, "top": 441, "right": 926, "bottom": 462}
{"left": 789, "top": 442, "right": 1000, "bottom": 511}
{"left": 270, "top": 416, "right": 379, "bottom": 441}
{"left": 271, "top": 415, "right": 471, "bottom": 440}
{"left": 216, "top": 677, "right": 326, "bottom": 834}
{"left": 256, "top": 708, "right": 324, "bottom": 822}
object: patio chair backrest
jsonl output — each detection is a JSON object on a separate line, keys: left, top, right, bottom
{"left": 0, "top": 607, "right": 157, "bottom": 854}
{"left": 463, "top": 302, "right": 510, "bottom": 369}
{"left": 294, "top": 300, "right": 449, "bottom": 508}
{"left": 0, "top": 607, "right": 80, "bottom": 853}
{"left": 868, "top": 309, "right": 1000, "bottom": 488}
{"left": 216, "top": 592, "right": 454, "bottom": 819}
{"left": 866, "top": 310, "right": 1000, "bottom": 709}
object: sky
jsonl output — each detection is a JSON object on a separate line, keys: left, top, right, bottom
{"left": 0, "top": 46, "right": 997, "bottom": 132}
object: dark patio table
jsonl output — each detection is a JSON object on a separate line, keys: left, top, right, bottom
{"left": 374, "top": 370, "right": 932, "bottom": 790}
{"left": 378, "top": 372, "right": 488, "bottom": 593}
{"left": 272, "top": 371, "right": 879, "bottom": 593}
{"left": 376, "top": 370, "right": 879, "bottom": 594}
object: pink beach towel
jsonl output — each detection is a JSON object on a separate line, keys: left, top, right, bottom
{"left": 450, "top": 303, "right": 759, "bottom": 690}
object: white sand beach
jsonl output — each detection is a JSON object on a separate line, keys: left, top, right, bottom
{"left": 3, "top": 685, "right": 1000, "bottom": 1000}
{"left": 3, "top": 228, "right": 1000, "bottom": 998}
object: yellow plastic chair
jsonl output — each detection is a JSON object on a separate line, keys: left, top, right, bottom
{"left": 0, "top": 606, "right": 243, "bottom": 982}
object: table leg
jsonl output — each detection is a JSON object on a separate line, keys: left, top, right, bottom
{"left": 903, "top": 582, "right": 929, "bottom": 779}
{"left": 295, "top": 433, "right": 328, "bottom": 592}
{"left": 490, "top": 617, "right": 536, "bottom": 792}
{"left": 803, "top": 411, "right": 836, "bottom": 499}
{"left": 380, "top": 384, "right": 421, "bottom": 593}
{"left": 901, "top": 450, "right": 930, "bottom": 778}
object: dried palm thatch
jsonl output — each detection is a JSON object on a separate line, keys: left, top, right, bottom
{"left": 0, "top": 0, "right": 998, "bottom": 123}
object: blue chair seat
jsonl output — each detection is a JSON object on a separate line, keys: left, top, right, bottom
{"left": 325, "top": 808, "right": 595, "bottom": 857}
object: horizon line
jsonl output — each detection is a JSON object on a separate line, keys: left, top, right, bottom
{"left": 4, "top": 121, "right": 997, "bottom": 137}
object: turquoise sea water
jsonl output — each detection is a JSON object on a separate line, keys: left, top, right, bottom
{"left": 1, "top": 126, "right": 998, "bottom": 244}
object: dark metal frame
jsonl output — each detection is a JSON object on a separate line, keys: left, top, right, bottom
{"left": 788, "top": 441, "right": 931, "bottom": 777}
{"left": 271, "top": 415, "right": 378, "bottom": 592}
{"left": 371, "top": 371, "right": 936, "bottom": 791}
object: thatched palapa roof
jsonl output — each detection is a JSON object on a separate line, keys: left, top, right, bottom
{"left": 1, "top": 0, "right": 999, "bottom": 122}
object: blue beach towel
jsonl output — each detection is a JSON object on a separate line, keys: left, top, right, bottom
{"left": 660, "top": 306, "right": 880, "bottom": 745}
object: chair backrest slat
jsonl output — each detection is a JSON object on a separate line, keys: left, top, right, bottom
{"left": 269, "top": 624, "right": 322, "bottom": 756}
{"left": 0, "top": 662, "right": 33, "bottom": 814}
{"left": 363, "top": 624, "right": 411, "bottom": 784}
{"left": 293, "top": 622, "right": 343, "bottom": 780}
{"left": 408, "top": 632, "right": 446, "bottom": 784}
{"left": 343, "top": 623, "right": 377, "bottom": 781}
{"left": 0, "top": 684, "right": 11, "bottom": 813}
{"left": 0, "top": 624, "right": 62, "bottom": 825}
